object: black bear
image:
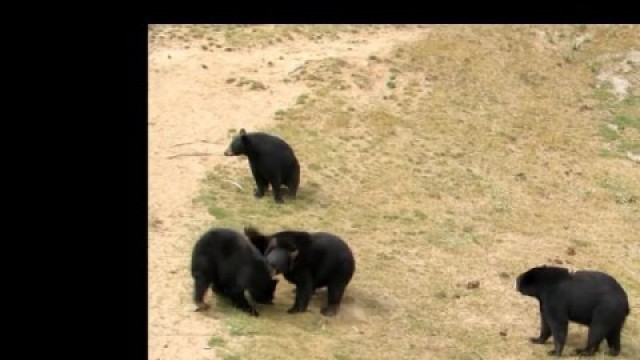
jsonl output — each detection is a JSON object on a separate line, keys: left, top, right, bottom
{"left": 191, "top": 228, "right": 278, "bottom": 316}
{"left": 516, "top": 265, "right": 630, "bottom": 356}
{"left": 223, "top": 128, "right": 300, "bottom": 204}
{"left": 244, "top": 227, "right": 355, "bottom": 316}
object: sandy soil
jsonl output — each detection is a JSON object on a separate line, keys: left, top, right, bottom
{"left": 148, "top": 25, "right": 430, "bottom": 360}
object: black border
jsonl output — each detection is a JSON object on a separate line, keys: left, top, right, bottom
{"left": 133, "top": 22, "right": 149, "bottom": 360}
{"left": 142, "top": 9, "right": 635, "bottom": 24}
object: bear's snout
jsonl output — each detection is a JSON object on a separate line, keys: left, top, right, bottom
{"left": 266, "top": 247, "right": 290, "bottom": 274}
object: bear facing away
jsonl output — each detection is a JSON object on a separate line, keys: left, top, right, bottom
{"left": 244, "top": 227, "right": 355, "bottom": 316}
{"left": 191, "top": 228, "right": 278, "bottom": 316}
{"left": 516, "top": 265, "right": 630, "bottom": 357}
{"left": 223, "top": 128, "right": 300, "bottom": 204}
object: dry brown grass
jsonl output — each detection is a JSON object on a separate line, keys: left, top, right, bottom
{"left": 192, "top": 25, "right": 639, "bottom": 359}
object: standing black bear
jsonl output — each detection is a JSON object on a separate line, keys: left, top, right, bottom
{"left": 244, "top": 227, "right": 355, "bottom": 316}
{"left": 223, "top": 128, "right": 300, "bottom": 204}
{"left": 516, "top": 265, "right": 630, "bottom": 356}
{"left": 191, "top": 228, "right": 278, "bottom": 316}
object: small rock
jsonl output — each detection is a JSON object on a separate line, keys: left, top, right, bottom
{"left": 514, "top": 172, "right": 527, "bottom": 181}
{"left": 498, "top": 272, "right": 510, "bottom": 279}
{"left": 499, "top": 330, "right": 508, "bottom": 337}
{"left": 579, "top": 104, "right": 592, "bottom": 111}
{"left": 627, "top": 151, "right": 640, "bottom": 164}
{"left": 164, "top": 344, "right": 168, "bottom": 349}
{"left": 466, "top": 280, "right": 480, "bottom": 289}
{"left": 201, "top": 64, "right": 208, "bottom": 69}
{"left": 566, "top": 247, "right": 576, "bottom": 256}
{"left": 167, "top": 55, "right": 171, "bottom": 59}
{"left": 607, "top": 123, "right": 619, "bottom": 132}
{"left": 224, "top": 47, "right": 233, "bottom": 52}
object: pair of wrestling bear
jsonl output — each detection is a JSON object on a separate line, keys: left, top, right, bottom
{"left": 191, "top": 226, "right": 355, "bottom": 317}
{"left": 192, "top": 129, "right": 631, "bottom": 357}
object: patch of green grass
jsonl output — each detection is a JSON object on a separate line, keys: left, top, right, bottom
{"left": 296, "top": 93, "right": 309, "bottom": 105}
{"left": 596, "top": 91, "right": 640, "bottom": 157}
{"left": 598, "top": 176, "right": 639, "bottom": 205}
{"left": 222, "top": 354, "right": 242, "bottom": 360}
{"left": 599, "top": 124, "right": 621, "bottom": 141}
{"left": 519, "top": 71, "right": 546, "bottom": 86}
{"left": 234, "top": 77, "right": 267, "bottom": 90}
{"left": 274, "top": 109, "right": 286, "bottom": 119}
{"left": 592, "top": 87, "right": 616, "bottom": 102}
{"left": 333, "top": 353, "right": 351, "bottom": 360}
{"left": 226, "top": 314, "right": 269, "bottom": 336}
{"left": 208, "top": 336, "right": 226, "bottom": 347}
{"left": 588, "top": 60, "right": 603, "bottom": 73}
{"left": 617, "top": 139, "right": 640, "bottom": 153}
{"left": 207, "top": 205, "right": 230, "bottom": 219}
{"left": 598, "top": 147, "right": 620, "bottom": 158}
{"left": 613, "top": 114, "right": 640, "bottom": 131}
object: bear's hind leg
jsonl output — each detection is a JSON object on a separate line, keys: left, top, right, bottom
{"left": 321, "top": 282, "right": 347, "bottom": 316}
{"left": 605, "top": 326, "right": 622, "bottom": 356}
{"left": 575, "top": 308, "right": 610, "bottom": 356}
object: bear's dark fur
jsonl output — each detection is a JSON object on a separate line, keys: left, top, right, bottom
{"left": 223, "top": 128, "right": 300, "bottom": 204}
{"left": 191, "top": 228, "right": 278, "bottom": 316}
{"left": 245, "top": 227, "right": 355, "bottom": 316}
{"left": 516, "top": 265, "right": 630, "bottom": 356}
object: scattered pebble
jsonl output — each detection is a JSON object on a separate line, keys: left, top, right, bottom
{"left": 466, "top": 280, "right": 480, "bottom": 289}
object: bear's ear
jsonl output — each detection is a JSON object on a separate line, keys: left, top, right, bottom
{"left": 239, "top": 129, "right": 250, "bottom": 146}
{"left": 245, "top": 227, "right": 268, "bottom": 254}
{"left": 244, "top": 226, "right": 261, "bottom": 238}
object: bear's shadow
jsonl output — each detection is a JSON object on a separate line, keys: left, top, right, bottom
{"left": 256, "top": 185, "right": 319, "bottom": 206}
{"left": 198, "top": 286, "right": 390, "bottom": 332}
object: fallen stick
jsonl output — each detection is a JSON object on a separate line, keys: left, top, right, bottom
{"left": 167, "top": 152, "right": 211, "bottom": 159}
{"left": 223, "top": 179, "right": 244, "bottom": 190}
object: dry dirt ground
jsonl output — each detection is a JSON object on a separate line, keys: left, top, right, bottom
{"left": 148, "top": 25, "right": 430, "bottom": 360}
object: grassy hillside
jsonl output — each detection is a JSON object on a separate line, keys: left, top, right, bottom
{"left": 192, "top": 25, "right": 639, "bottom": 359}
